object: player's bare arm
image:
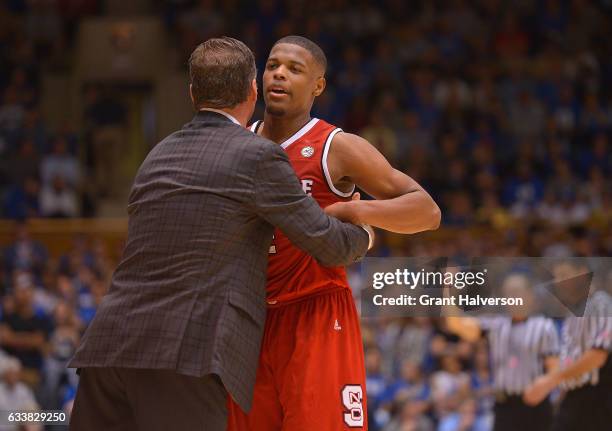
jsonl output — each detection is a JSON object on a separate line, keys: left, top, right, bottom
{"left": 324, "top": 132, "right": 441, "bottom": 234}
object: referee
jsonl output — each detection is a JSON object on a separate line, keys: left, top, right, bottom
{"left": 446, "top": 273, "right": 560, "bottom": 431}
{"left": 524, "top": 259, "right": 612, "bottom": 431}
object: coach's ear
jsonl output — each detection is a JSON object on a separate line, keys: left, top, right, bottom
{"left": 189, "top": 84, "right": 195, "bottom": 108}
{"left": 314, "top": 76, "right": 326, "bottom": 97}
{"left": 249, "top": 78, "right": 258, "bottom": 102}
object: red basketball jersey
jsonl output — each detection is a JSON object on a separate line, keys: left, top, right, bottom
{"left": 250, "top": 118, "right": 355, "bottom": 304}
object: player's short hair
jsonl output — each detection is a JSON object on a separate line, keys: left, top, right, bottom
{"left": 273, "top": 35, "right": 327, "bottom": 74}
{"left": 189, "top": 37, "right": 256, "bottom": 110}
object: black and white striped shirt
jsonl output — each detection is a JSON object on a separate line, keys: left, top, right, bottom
{"left": 559, "top": 290, "right": 612, "bottom": 390}
{"left": 480, "top": 316, "right": 559, "bottom": 395}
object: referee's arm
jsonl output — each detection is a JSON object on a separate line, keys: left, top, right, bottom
{"left": 524, "top": 316, "right": 611, "bottom": 406}
{"left": 554, "top": 349, "right": 608, "bottom": 381}
{"left": 524, "top": 349, "right": 608, "bottom": 406}
{"left": 544, "top": 356, "right": 559, "bottom": 372}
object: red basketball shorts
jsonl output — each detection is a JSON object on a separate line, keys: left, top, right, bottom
{"left": 227, "top": 287, "right": 367, "bottom": 431}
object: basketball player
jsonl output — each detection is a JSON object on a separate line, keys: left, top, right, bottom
{"left": 226, "top": 36, "right": 440, "bottom": 431}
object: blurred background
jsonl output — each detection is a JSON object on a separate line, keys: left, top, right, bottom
{"left": 0, "top": 0, "right": 610, "bottom": 430}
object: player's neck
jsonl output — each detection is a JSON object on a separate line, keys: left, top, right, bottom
{"left": 261, "top": 111, "right": 312, "bottom": 144}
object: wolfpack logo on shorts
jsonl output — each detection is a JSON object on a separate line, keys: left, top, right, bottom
{"left": 250, "top": 118, "right": 354, "bottom": 303}
{"left": 342, "top": 385, "right": 364, "bottom": 427}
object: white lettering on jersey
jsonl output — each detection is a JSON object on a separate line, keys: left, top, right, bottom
{"left": 301, "top": 179, "right": 313, "bottom": 195}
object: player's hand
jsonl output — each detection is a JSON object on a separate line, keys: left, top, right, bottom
{"left": 523, "top": 374, "right": 557, "bottom": 406}
{"left": 324, "top": 192, "right": 363, "bottom": 225}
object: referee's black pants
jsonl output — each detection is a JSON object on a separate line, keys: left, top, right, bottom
{"left": 493, "top": 394, "right": 552, "bottom": 431}
{"left": 552, "top": 384, "right": 612, "bottom": 431}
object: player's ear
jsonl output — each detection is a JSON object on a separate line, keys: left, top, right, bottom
{"left": 313, "top": 76, "right": 326, "bottom": 97}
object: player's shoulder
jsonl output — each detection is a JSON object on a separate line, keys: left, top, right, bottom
{"left": 330, "top": 129, "right": 371, "bottom": 148}
{"left": 326, "top": 129, "right": 375, "bottom": 165}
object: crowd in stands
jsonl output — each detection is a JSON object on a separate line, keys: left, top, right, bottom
{"left": 165, "top": 0, "right": 612, "bottom": 230}
{"left": 0, "top": 224, "right": 606, "bottom": 430}
{"left": 0, "top": 0, "right": 610, "bottom": 429}
{"left": 0, "top": 0, "right": 124, "bottom": 220}
{"left": 0, "top": 0, "right": 609, "bottom": 228}
{"left": 360, "top": 318, "right": 494, "bottom": 431}
{"left": 0, "top": 222, "right": 604, "bottom": 429}
{"left": 0, "top": 225, "right": 111, "bottom": 427}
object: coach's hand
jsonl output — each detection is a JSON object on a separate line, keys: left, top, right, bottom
{"left": 325, "top": 193, "right": 375, "bottom": 250}
{"left": 523, "top": 374, "right": 557, "bottom": 406}
{"left": 324, "top": 192, "right": 364, "bottom": 225}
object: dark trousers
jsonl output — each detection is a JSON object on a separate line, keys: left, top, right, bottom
{"left": 552, "top": 384, "right": 612, "bottom": 431}
{"left": 70, "top": 368, "right": 228, "bottom": 431}
{"left": 493, "top": 395, "right": 552, "bottom": 431}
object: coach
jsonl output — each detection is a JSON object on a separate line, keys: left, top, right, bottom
{"left": 68, "top": 37, "right": 371, "bottom": 431}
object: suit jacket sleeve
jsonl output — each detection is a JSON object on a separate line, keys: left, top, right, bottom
{"left": 251, "top": 143, "right": 369, "bottom": 266}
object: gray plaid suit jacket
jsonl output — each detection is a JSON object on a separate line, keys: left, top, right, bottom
{"left": 68, "top": 111, "right": 369, "bottom": 412}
